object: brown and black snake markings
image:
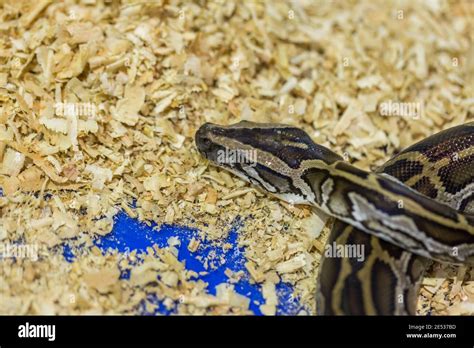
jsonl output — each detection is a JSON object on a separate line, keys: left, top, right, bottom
{"left": 195, "top": 120, "right": 474, "bottom": 315}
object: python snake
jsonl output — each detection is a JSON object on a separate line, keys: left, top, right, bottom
{"left": 195, "top": 120, "right": 474, "bottom": 315}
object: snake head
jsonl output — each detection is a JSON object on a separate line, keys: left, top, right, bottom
{"left": 196, "top": 121, "right": 342, "bottom": 169}
{"left": 195, "top": 121, "right": 343, "bottom": 202}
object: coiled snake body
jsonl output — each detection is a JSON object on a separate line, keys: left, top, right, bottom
{"left": 196, "top": 121, "right": 474, "bottom": 315}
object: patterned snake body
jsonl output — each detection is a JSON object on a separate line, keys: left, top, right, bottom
{"left": 195, "top": 121, "right": 474, "bottom": 314}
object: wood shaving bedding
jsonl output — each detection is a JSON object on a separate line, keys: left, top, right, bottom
{"left": 0, "top": 0, "right": 472, "bottom": 315}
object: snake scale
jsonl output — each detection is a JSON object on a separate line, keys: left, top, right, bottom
{"left": 195, "top": 120, "right": 474, "bottom": 315}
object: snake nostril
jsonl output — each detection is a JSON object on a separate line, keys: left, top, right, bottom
{"left": 201, "top": 138, "right": 211, "bottom": 149}
{"left": 196, "top": 132, "right": 212, "bottom": 154}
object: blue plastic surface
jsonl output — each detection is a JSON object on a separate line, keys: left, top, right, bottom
{"left": 63, "top": 212, "right": 306, "bottom": 315}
